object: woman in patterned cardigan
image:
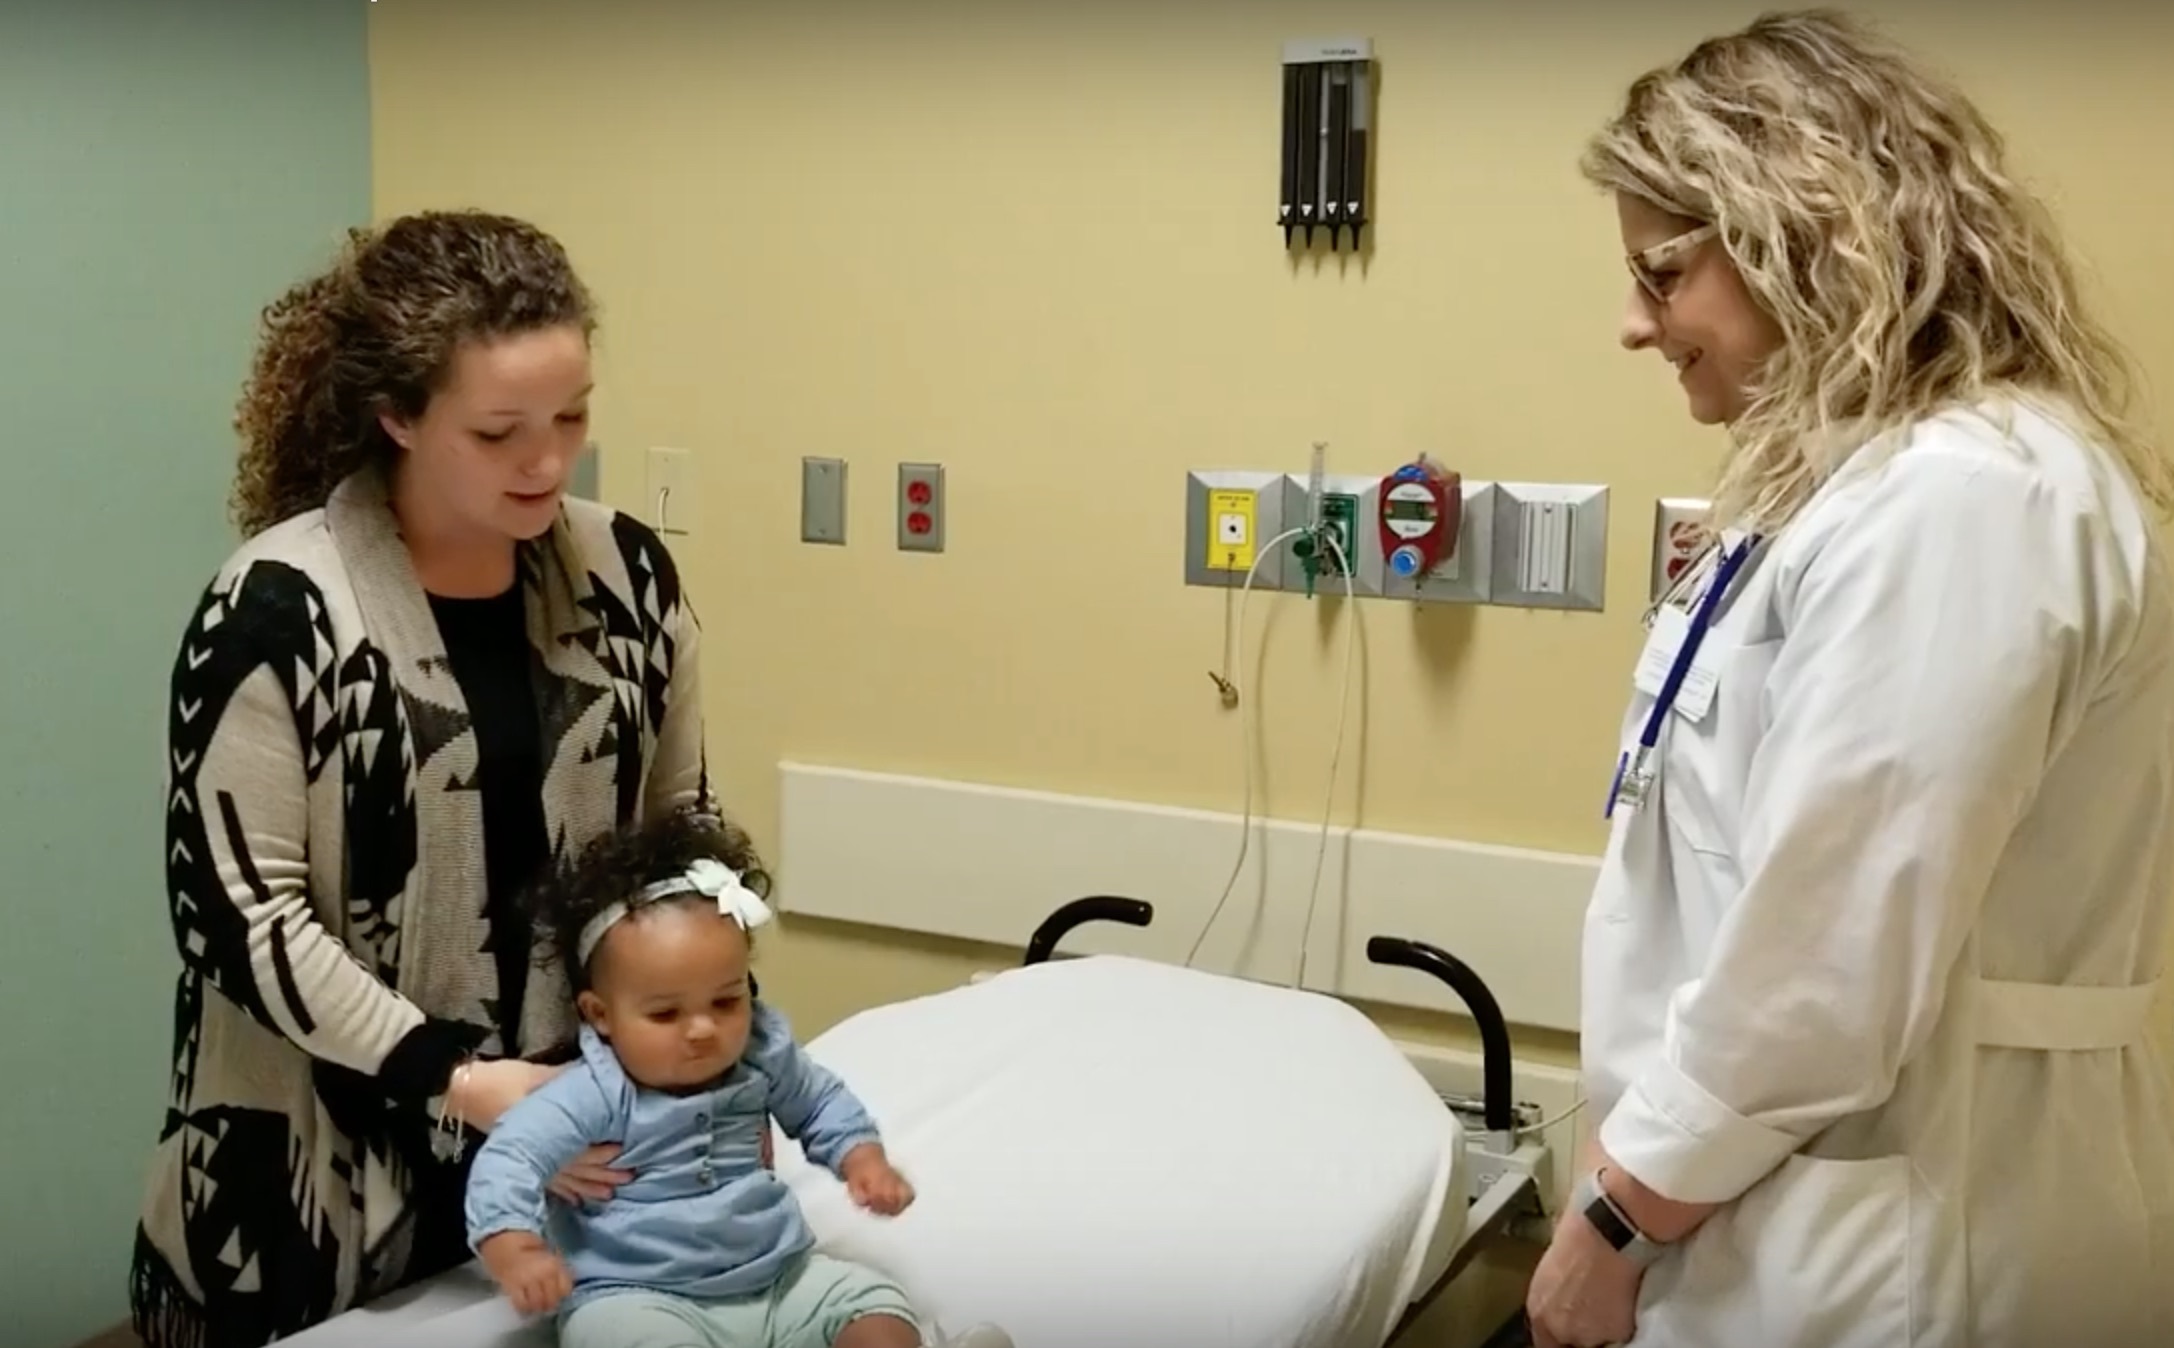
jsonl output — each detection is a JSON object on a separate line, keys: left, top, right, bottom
{"left": 130, "top": 210, "right": 719, "bottom": 1348}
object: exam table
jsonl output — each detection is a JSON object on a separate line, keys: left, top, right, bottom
{"left": 280, "top": 898, "right": 1545, "bottom": 1348}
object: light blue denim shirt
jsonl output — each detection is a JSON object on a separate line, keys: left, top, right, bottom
{"left": 465, "top": 1001, "right": 881, "bottom": 1314}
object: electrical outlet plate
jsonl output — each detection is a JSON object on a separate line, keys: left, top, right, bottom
{"left": 802, "top": 457, "right": 848, "bottom": 545}
{"left": 1278, "top": 472, "right": 1383, "bottom": 598}
{"left": 1185, "top": 470, "right": 1289, "bottom": 591}
{"left": 1651, "top": 496, "right": 1713, "bottom": 602}
{"left": 1382, "top": 477, "right": 1496, "bottom": 605}
{"left": 897, "top": 462, "right": 945, "bottom": 552}
{"left": 1489, "top": 482, "right": 1609, "bottom": 612}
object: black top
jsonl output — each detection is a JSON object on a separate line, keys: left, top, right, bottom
{"left": 408, "top": 583, "right": 552, "bottom": 1284}
{"left": 425, "top": 584, "right": 550, "bottom": 1054}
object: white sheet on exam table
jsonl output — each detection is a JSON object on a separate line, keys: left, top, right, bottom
{"left": 274, "top": 1262, "right": 543, "bottom": 1348}
{"left": 774, "top": 955, "right": 1464, "bottom": 1348}
{"left": 280, "top": 954, "right": 1465, "bottom": 1348}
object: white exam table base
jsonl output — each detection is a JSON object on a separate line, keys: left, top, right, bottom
{"left": 284, "top": 944, "right": 1538, "bottom": 1348}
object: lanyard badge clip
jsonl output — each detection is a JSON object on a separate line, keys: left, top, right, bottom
{"left": 1606, "top": 746, "right": 1653, "bottom": 819}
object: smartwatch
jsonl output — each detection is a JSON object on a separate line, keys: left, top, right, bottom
{"left": 1571, "top": 1166, "right": 1665, "bottom": 1268}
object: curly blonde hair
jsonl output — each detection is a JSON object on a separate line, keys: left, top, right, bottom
{"left": 1581, "top": 8, "right": 2169, "bottom": 530}
{"left": 230, "top": 210, "right": 597, "bottom": 537}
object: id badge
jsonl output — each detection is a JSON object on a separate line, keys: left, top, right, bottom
{"left": 1631, "top": 606, "right": 1723, "bottom": 724}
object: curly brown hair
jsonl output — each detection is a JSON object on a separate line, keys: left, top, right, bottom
{"left": 229, "top": 209, "right": 598, "bottom": 537}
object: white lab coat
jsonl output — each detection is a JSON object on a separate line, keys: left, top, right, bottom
{"left": 1582, "top": 395, "right": 2174, "bottom": 1348}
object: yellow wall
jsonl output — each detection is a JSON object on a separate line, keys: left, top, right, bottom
{"left": 368, "top": 0, "right": 2173, "bottom": 1045}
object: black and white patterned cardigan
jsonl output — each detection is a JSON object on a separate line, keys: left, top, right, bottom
{"left": 130, "top": 465, "right": 717, "bottom": 1348}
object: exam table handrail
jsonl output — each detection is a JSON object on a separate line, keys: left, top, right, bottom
{"left": 1364, "top": 936, "right": 1518, "bottom": 1141}
{"left": 1022, "top": 894, "right": 1155, "bottom": 965}
{"left": 1017, "top": 897, "right": 1519, "bottom": 1139}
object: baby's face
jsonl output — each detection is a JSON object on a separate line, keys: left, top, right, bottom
{"left": 578, "top": 902, "right": 754, "bottom": 1090}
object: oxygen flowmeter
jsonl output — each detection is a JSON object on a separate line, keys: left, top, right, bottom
{"left": 1378, "top": 457, "right": 1460, "bottom": 580}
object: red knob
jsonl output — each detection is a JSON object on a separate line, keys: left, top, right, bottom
{"left": 908, "top": 481, "right": 932, "bottom": 505}
{"left": 908, "top": 511, "right": 932, "bottom": 534}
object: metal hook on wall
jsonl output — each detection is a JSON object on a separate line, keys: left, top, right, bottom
{"left": 656, "top": 485, "right": 688, "bottom": 537}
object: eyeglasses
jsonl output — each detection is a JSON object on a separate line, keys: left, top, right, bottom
{"left": 1627, "top": 222, "right": 1718, "bottom": 304}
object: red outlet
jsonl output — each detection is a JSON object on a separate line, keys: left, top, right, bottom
{"left": 1651, "top": 499, "right": 1713, "bottom": 603}
{"left": 898, "top": 463, "right": 946, "bottom": 552}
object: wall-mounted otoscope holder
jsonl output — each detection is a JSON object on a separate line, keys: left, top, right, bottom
{"left": 1280, "top": 37, "right": 1374, "bottom": 252}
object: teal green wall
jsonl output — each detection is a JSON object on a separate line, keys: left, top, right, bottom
{"left": 0, "top": 2, "right": 370, "bottom": 1343}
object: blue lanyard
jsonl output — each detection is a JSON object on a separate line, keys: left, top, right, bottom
{"left": 1606, "top": 535, "right": 1761, "bottom": 818}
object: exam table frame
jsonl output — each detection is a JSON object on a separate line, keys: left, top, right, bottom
{"left": 130, "top": 901, "right": 1543, "bottom": 1348}
{"left": 1023, "top": 896, "right": 1542, "bottom": 1348}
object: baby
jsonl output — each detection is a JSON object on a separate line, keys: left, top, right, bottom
{"left": 464, "top": 809, "right": 1005, "bottom": 1348}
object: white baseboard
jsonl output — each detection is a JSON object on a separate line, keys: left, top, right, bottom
{"left": 775, "top": 761, "right": 1600, "bottom": 1036}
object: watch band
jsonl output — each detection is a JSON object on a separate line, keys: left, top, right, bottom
{"left": 1572, "top": 1167, "right": 1665, "bottom": 1268}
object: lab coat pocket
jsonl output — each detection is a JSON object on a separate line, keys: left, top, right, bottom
{"left": 1633, "top": 1152, "right": 1915, "bottom": 1348}
{"left": 1660, "top": 634, "right": 1782, "bottom": 861}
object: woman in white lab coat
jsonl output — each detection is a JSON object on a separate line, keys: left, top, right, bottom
{"left": 1526, "top": 12, "right": 2174, "bottom": 1348}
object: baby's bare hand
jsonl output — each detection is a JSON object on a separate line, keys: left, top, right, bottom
{"left": 847, "top": 1163, "right": 916, "bottom": 1216}
{"left": 480, "top": 1234, "right": 573, "bottom": 1317}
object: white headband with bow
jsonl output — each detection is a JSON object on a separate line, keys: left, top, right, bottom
{"left": 575, "top": 857, "right": 773, "bottom": 967}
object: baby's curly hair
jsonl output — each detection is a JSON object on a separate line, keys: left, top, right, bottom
{"left": 524, "top": 808, "right": 772, "bottom": 995}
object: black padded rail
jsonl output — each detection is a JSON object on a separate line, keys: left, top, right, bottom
{"left": 1365, "top": 935, "right": 1517, "bottom": 1137}
{"left": 1021, "top": 895, "right": 1155, "bottom": 966}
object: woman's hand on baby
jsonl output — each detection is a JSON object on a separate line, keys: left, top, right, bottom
{"left": 449, "top": 1058, "right": 567, "bottom": 1133}
{"left": 841, "top": 1144, "right": 915, "bottom": 1216}
{"left": 478, "top": 1232, "right": 573, "bottom": 1317}
{"left": 548, "top": 1144, "right": 633, "bottom": 1205}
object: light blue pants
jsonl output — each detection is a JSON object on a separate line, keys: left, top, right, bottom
{"left": 560, "top": 1253, "right": 921, "bottom": 1348}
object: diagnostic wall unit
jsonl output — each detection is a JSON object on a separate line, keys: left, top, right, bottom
{"left": 1281, "top": 38, "right": 1373, "bottom": 252}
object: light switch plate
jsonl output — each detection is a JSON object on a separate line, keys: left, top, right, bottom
{"left": 569, "top": 441, "right": 601, "bottom": 501}
{"left": 646, "top": 446, "right": 696, "bottom": 538}
{"left": 802, "top": 457, "right": 848, "bottom": 545}
{"left": 897, "top": 462, "right": 946, "bottom": 552}
{"left": 1489, "top": 482, "right": 1609, "bottom": 611}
